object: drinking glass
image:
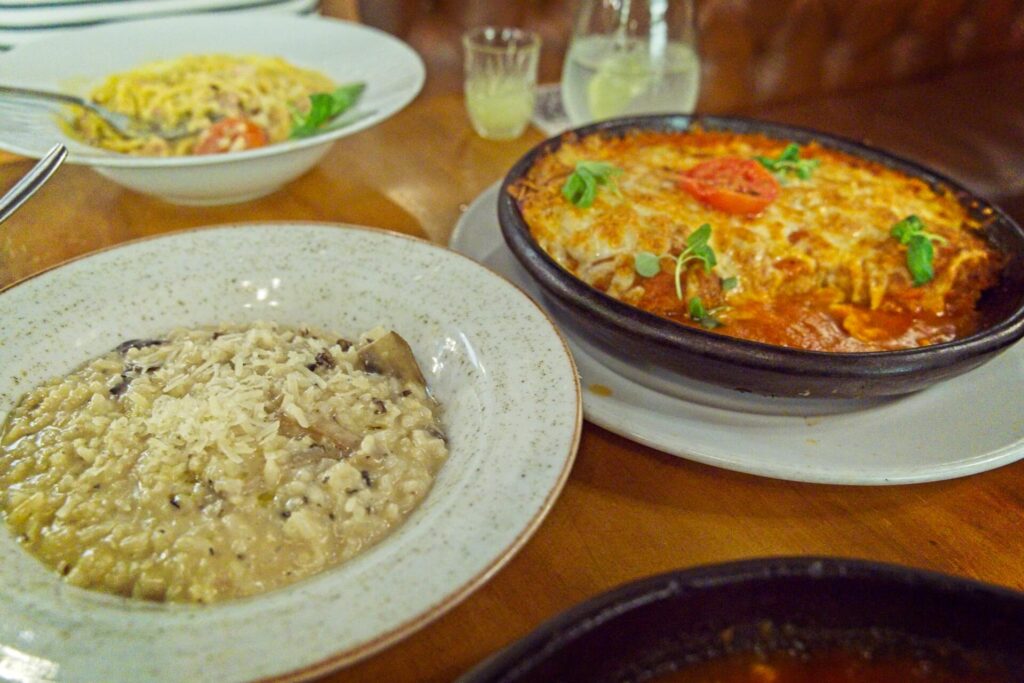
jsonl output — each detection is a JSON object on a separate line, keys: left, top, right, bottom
{"left": 462, "top": 27, "right": 541, "bottom": 140}
{"left": 561, "top": 0, "right": 700, "bottom": 125}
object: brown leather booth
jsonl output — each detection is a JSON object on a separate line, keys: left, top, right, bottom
{"left": 340, "top": 0, "right": 1024, "bottom": 223}
{"left": 353, "top": 1, "right": 1022, "bottom": 107}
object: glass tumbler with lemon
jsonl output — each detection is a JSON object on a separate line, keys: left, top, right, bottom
{"left": 463, "top": 27, "right": 541, "bottom": 140}
{"left": 562, "top": 0, "right": 700, "bottom": 125}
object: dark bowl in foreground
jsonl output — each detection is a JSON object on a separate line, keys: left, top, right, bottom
{"left": 498, "top": 115, "right": 1024, "bottom": 399}
{"left": 460, "top": 557, "right": 1024, "bottom": 682}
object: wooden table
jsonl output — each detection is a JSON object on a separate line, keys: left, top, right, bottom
{"left": 2, "top": 89, "right": 1022, "bottom": 683}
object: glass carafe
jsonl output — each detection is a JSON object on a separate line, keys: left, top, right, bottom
{"left": 561, "top": 0, "right": 700, "bottom": 125}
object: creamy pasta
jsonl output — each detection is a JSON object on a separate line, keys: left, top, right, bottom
{"left": 65, "top": 54, "right": 337, "bottom": 156}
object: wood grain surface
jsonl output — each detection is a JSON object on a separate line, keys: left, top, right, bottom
{"left": 1, "top": 84, "right": 1022, "bottom": 683}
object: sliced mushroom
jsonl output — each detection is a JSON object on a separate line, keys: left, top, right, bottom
{"left": 279, "top": 414, "right": 360, "bottom": 454}
{"left": 114, "top": 339, "right": 165, "bottom": 354}
{"left": 356, "top": 332, "right": 426, "bottom": 387}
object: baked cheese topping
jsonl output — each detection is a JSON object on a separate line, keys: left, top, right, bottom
{"left": 510, "top": 129, "right": 1003, "bottom": 352}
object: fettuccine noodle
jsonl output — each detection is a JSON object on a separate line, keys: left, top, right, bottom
{"left": 65, "top": 54, "right": 335, "bottom": 156}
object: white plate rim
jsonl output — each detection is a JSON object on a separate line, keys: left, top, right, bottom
{"left": 0, "top": 0, "right": 315, "bottom": 26}
{"left": 450, "top": 182, "right": 1024, "bottom": 485}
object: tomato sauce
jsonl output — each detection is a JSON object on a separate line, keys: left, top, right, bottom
{"left": 636, "top": 272, "right": 975, "bottom": 352}
{"left": 515, "top": 128, "right": 1006, "bottom": 353}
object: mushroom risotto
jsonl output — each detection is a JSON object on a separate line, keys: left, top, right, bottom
{"left": 0, "top": 322, "right": 448, "bottom": 603}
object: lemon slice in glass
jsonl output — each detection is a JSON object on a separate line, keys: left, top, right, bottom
{"left": 587, "top": 50, "right": 654, "bottom": 120}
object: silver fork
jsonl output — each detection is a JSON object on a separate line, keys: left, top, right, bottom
{"left": 0, "top": 84, "right": 193, "bottom": 141}
{"left": 0, "top": 143, "right": 67, "bottom": 225}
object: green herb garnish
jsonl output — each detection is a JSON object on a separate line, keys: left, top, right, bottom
{"left": 632, "top": 224, "right": 718, "bottom": 301}
{"left": 672, "top": 224, "right": 716, "bottom": 300}
{"left": 688, "top": 296, "right": 723, "bottom": 329}
{"left": 290, "top": 82, "right": 366, "bottom": 138}
{"left": 634, "top": 251, "right": 662, "bottom": 278}
{"left": 633, "top": 227, "right": 728, "bottom": 328}
{"left": 755, "top": 143, "right": 820, "bottom": 181}
{"left": 562, "top": 161, "right": 622, "bottom": 208}
{"left": 890, "top": 214, "right": 946, "bottom": 286}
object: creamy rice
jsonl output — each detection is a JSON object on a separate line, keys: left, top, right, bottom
{"left": 0, "top": 322, "right": 447, "bottom": 603}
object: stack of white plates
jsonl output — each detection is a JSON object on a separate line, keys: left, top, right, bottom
{"left": 0, "top": 0, "right": 320, "bottom": 49}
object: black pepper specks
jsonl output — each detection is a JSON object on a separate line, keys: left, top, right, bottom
{"left": 280, "top": 510, "right": 291, "bottom": 519}
{"left": 372, "top": 398, "right": 387, "bottom": 414}
{"left": 361, "top": 470, "right": 373, "bottom": 488}
{"left": 169, "top": 494, "right": 181, "bottom": 509}
{"left": 306, "top": 350, "right": 336, "bottom": 372}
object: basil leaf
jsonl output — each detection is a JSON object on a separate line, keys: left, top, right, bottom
{"left": 688, "top": 296, "right": 723, "bottom": 329}
{"left": 755, "top": 144, "right": 819, "bottom": 181}
{"left": 326, "top": 83, "right": 364, "bottom": 116}
{"left": 721, "top": 276, "right": 738, "bottom": 291}
{"left": 561, "top": 160, "right": 622, "bottom": 208}
{"left": 634, "top": 251, "right": 662, "bottom": 277}
{"left": 692, "top": 244, "right": 716, "bottom": 272}
{"left": 561, "top": 170, "right": 590, "bottom": 206}
{"left": 673, "top": 224, "right": 719, "bottom": 299}
{"left": 890, "top": 215, "right": 925, "bottom": 244}
{"left": 686, "top": 223, "right": 712, "bottom": 249}
{"left": 290, "top": 82, "right": 366, "bottom": 138}
{"left": 778, "top": 143, "right": 800, "bottom": 162}
{"left": 577, "top": 169, "right": 598, "bottom": 207}
{"left": 907, "top": 235, "right": 935, "bottom": 286}
{"left": 890, "top": 215, "right": 942, "bottom": 286}
{"left": 576, "top": 160, "right": 619, "bottom": 178}
{"left": 688, "top": 296, "right": 707, "bottom": 319}
{"left": 794, "top": 159, "right": 819, "bottom": 179}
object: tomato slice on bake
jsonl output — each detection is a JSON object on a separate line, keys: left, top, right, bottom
{"left": 194, "top": 117, "right": 270, "bottom": 155}
{"left": 679, "top": 157, "right": 781, "bottom": 215}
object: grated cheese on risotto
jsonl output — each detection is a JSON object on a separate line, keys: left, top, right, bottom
{"left": 0, "top": 321, "right": 448, "bottom": 603}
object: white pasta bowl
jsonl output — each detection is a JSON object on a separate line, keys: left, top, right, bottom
{"left": 0, "top": 224, "right": 581, "bottom": 682}
{"left": 0, "top": 14, "right": 425, "bottom": 205}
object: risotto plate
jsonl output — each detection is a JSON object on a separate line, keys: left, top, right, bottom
{"left": 0, "top": 223, "right": 581, "bottom": 681}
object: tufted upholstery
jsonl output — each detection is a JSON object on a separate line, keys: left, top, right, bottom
{"left": 351, "top": 0, "right": 1024, "bottom": 111}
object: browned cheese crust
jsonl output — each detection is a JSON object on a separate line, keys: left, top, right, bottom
{"left": 510, "top": 129, "right": 1003, "bottom": 352}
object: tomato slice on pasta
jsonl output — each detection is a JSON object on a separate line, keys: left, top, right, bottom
{"left": 679, "top": 158, "right": 780, "bottom": 215}
{"left": 195, "top": 118, "right": 269, "bottom": 155}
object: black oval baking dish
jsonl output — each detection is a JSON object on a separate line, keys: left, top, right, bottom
{"left": 460, "top": 557, "right": 1024, "bottom": 682}
{"left": 498, "top": 115, "right": 1024, "bottom": 399}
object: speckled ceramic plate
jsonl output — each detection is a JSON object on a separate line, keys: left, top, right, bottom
{"left": 451, "top": 183, "right": 1024, "bottom": 485}
{"left": 0, "top": 223, "right": 581, "bottom": 681}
